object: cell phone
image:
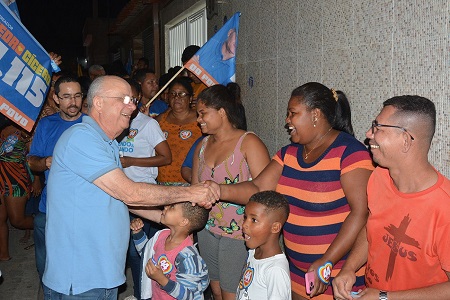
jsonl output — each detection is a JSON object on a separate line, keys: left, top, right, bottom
{"left": 305, "top": 271, "right": 315, "bottom": 294}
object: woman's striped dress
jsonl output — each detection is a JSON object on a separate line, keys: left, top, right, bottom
{"left": 274, "top": 132, "right": 374, "bottom": 299}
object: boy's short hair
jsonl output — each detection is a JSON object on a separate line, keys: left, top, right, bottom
{"left": 180, "top": 202, "right": 210, "bottom": 234}
{"left": 249, "top": 191, "right": 290, "bottom": 224}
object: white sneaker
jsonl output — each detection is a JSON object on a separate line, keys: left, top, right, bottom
{"left": 123, "top": 296, "right": 137, "bottom": 300}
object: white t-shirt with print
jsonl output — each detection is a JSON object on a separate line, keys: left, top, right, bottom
{"left": 119, "top": 112, "right": 165, "bottom": 184}
{"left": 237, "top": 249, "right": 291, "bottom": 300}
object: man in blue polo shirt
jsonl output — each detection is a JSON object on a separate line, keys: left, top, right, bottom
{"left": 28, "top": 75, "right": 85, "bottom": 283}
{"left": 42, "top": 75, "right": 218, "bottom": 299}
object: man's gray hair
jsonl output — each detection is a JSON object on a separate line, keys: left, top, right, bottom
{"left": 86, "top": 76, "right": 107, "bottom": 113}
{"left": 88, "top": 64, "right": 105, "bottom": 75}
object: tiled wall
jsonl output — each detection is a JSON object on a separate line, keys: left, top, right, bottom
{"left": 207, "top": 0, "right": 449, "bottom": 177}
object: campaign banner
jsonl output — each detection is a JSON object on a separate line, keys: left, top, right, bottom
{"left": 0, "top": 1, "right": 52, "bottom": 132}
{"left": 185, "top": 12, "right": 240, "bottom": 87}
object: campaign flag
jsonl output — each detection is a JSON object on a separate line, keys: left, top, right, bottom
{"left": 184, "top": 12, "right": 240, "bottom": 87}
{"left": 0, "top": 1, "right": 53, "bottom": 132}
{"left": 3, "top": 0, "right": 20, "bottom": 19}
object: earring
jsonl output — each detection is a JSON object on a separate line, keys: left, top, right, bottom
{"left": 313, "top": 116, "right": 317, "bottom": 127}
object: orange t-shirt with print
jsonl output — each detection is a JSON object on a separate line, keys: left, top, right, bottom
{"left": 366, "top": 167, "right": 450, "bottom": 291}
{"left": 157, "top": 110, "right": 202, "bottom": 183}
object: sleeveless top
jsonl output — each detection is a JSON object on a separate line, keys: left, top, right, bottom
{"left": 157, "top": 110, "right": 202, "bottom": 183}
{"left": 198, "top": 132, "right": 252, "bottom": 239}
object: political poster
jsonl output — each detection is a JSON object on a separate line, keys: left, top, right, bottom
{"left": 0, "top": 1, "right": 53, "bottom": 131}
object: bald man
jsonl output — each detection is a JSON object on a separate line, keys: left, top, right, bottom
{"left": 42, "top": 76, "right": 219, "bottom": 299}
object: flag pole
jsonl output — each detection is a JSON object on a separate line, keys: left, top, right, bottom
{"left": 144, "top": 66, "right": 186, "bottom": 108}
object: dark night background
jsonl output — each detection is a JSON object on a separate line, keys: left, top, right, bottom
{"left": 16, "top": 0, "right": 128, "bottom": 71}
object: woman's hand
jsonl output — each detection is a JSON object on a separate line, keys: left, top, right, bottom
{"left": 140, "top": 104, "right": 149, "bottom": 116}
{"left": 120, "top": 157, "right": 130, "bottom": 168}
{"left": 31, "top": 177, "right": 42, "bottom": 197}
{"left": 307, "top": 259, "right": 332, "bottom": 297}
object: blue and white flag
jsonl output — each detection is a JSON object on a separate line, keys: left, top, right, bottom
{"left": 185, "top": 12, "right": 240, "bottom": 86}
{"left": 0, "top": 1, "right": 53, "bottom": 131}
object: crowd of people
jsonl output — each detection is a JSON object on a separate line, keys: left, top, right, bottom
{"left": 0, "top": 45, "right": 448, "bottom": 300}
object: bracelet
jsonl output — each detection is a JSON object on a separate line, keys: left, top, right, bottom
{"left": 317, "top": 261, "right": 333, "bottom": 284}
{"left": 379, "top": 290, "right": 388, "bottom": 300}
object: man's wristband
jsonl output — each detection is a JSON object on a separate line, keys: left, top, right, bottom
{"left": 379, "top": 290, "right": 388, "bottom": 300}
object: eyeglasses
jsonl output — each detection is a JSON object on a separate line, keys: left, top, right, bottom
{"left": 169, "top": 91, "right": 190, "bottom": 98}
{"left": 100, "top": 95, "right": 139, "bottom": 105}
{"left": 371, "top": 120, "right": 415, "bottom": 140}
{"left": 57, "top": 93, "right": 83, "bottom": 101}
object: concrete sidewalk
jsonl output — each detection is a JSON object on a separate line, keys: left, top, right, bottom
{"left": 0, "top": 226, "right": 39, "bottom": 299}
{"left": 0, "top": 226, "right": 134, "bottom": 300}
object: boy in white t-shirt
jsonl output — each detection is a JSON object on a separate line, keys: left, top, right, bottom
{"left": 237, "top": 191, "right": 291, "bottom": 300}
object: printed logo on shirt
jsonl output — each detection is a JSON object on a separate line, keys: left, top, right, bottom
{"left": 179, "top": 130, "right": 192, "bottom": 140}
{"left": 367, "top": 214, "right": 420, "bottom": 284}
{"left": 157, "top": 254, "right": 173, "bottom": 275}
{"left": 238, "top": 262, "right": 254, "bottom": 290}
{"left": 127, "top": 128, "right": 138, "bottom": 139}
{"left": 118, "top": 128, "right": 139, "bottom": 154}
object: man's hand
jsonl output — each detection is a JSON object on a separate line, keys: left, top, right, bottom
{"left": 130, "top": 218, "right": 144, "bottom": 234}
{"left": 332, "top": 268, "right": 357, "bottom": 300}
{"left": 145, "top": 258, "right": 168, "bottom": 287}
{"left": 350, "top": 288, "right": 378, "bottom": 299}
{"left": 203, "top": 180, "right": 219, "bottom": 191}
{"left": 188, "top": 181, "right": 220, "bottom": 209}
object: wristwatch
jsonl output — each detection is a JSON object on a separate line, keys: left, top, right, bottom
{"left": 379, "top": 290, "right": 388, "bottom": 300}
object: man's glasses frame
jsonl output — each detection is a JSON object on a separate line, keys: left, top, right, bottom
{"left": 371, "top": 120, "right": 415, "bottom": 140}
{"left": 57, "top": 93, "right": 83, "bottom": 101}
{"left": 100, "top": 95, "right": 139, "bottom": 105}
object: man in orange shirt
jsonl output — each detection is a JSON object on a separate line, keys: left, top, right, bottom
{"left": 333, "top": 95, "right": 450, "bottom": 300}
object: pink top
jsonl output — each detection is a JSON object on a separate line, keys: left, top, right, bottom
{"left": 197, "top": 132, "right": 252, "bottom": 239}
{"left": 151, "top": 230, "right": 193, "bottom": 300}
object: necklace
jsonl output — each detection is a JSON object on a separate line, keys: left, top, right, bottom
{"left": 303, "top": 127, "right": 333, "bottom": 160}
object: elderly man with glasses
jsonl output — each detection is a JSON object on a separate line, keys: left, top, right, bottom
{"left": 332, "top": 96, "right": 450, "bottom": 300}
{"left": 42, "top": 75, "right": 219, "bottom": 300}
{"left": 28, "top": 75, "right": 86, "bottom": 283}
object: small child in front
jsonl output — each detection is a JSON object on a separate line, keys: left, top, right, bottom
{"left": 131, "top": 202, "right": 210, "bottom": 300}
{"left": 236, "top": 190, "right": 291, "bottom": 300}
